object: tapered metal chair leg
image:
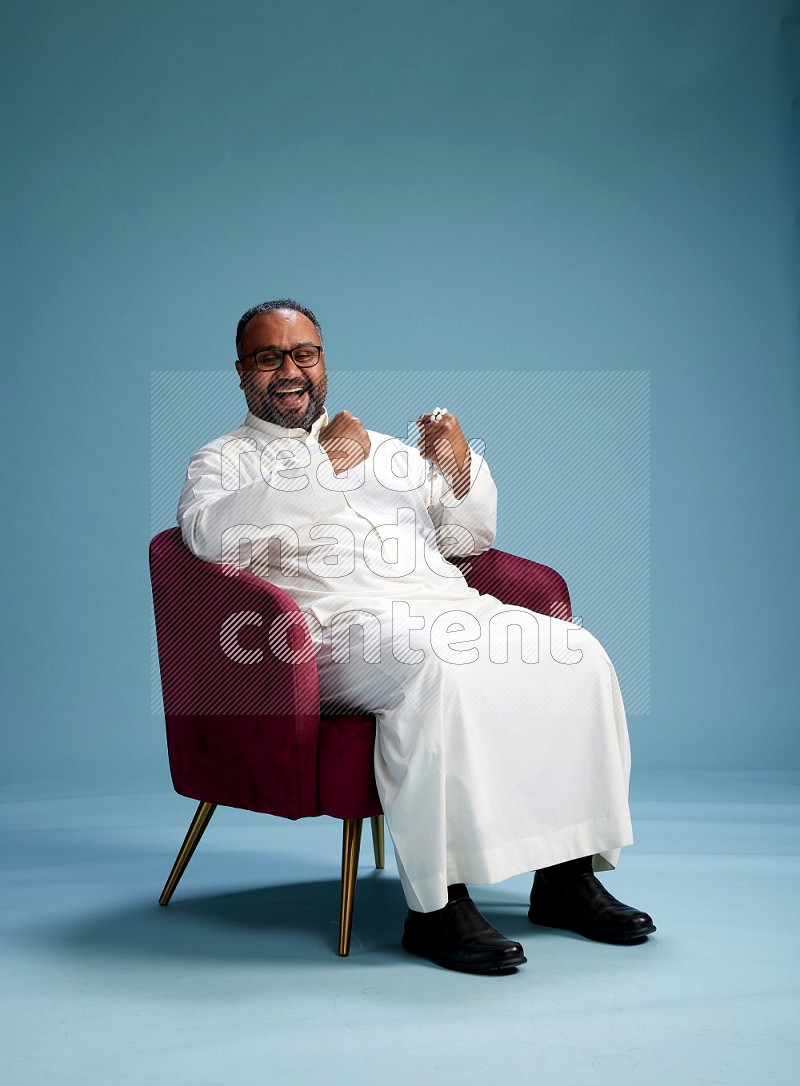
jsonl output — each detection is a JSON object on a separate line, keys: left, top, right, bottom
{"left": 159, "top": 801, "right": 217, "bottom": 906}
{"left": 370, "top": 815, "right": 385, "bottom": 870}
{"left": 338, "top": 818, "right": 363, "bottom": 956}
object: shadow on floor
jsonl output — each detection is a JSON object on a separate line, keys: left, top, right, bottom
{"left": 45, "top": 872, "right": 408, "bottom": 969}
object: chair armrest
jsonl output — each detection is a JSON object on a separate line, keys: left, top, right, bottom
{"left": 454, "top": 548, "right": 572, "bottom": 620}
{"left": 150, "top": 529, "right": 321, "bottom": 818}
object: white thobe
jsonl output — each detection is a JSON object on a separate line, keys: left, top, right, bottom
{"left": 178, "top": 409, "right": 634, "bottom": 912}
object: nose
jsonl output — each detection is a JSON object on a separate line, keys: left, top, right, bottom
{"left": 274, "top": 353, "right": 305, "bottom": 381}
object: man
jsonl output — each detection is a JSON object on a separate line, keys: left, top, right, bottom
{"left": 177, "top": 298, "right": 655, "bottom": 974}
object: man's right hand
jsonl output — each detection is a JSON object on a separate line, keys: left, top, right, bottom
{"left": 319, "top": 411, "right": 371, "bottom": 476}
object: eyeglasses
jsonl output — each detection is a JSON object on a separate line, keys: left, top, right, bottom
{"left": 238, "top": 345, "right": 322, "bottom": 371}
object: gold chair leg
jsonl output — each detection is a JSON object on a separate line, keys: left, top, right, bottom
{"left": 370, "top": 815, "right": 385, "bottom": 870}
{"left": 158, "top": 801, "right": 217, "bottom": 906}
{"left": 338, "top": 818, "right": 363, "bottom": 956}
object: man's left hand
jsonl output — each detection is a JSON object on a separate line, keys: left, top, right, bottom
{"left": 417, "top": 411, "right": 471, "bottom": 498}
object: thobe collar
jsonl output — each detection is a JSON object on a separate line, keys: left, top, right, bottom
{"left": 244, "top": 408, "right": 329, "bottom": 444}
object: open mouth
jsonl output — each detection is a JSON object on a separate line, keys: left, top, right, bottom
{"left": 272, "top": 386, "right": 310, "bottom": 410}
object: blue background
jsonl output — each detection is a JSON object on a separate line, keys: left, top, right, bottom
{"left": 3, "top": 0, "right": 799, "bottom": 786}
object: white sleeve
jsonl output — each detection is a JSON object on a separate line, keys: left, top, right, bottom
{"left": 177, "top": 437, "right": 346, "bottom": 563}
{"left": 428, "top": 441, "right": 498, "bottom": 557}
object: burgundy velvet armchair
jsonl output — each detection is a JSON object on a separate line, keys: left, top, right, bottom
{"left": 150, "top": 527, "right": 571, "bottom": 956}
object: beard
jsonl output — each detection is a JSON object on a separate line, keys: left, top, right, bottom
{"left": 248, "top": 372, "right": 328, "bottom": 431}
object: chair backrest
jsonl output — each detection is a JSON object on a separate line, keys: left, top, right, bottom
{"left": 456, "top": 549, "right": 572, "bottom": 621}
{"left": 150, "top": 528, "right": 322, "bottom": 817}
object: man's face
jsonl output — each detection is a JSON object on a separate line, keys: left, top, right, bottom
{"left": 236, "top": 309, "right": 328, "bottom": 430}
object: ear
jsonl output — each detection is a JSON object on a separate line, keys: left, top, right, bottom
{"left": 235, "top": 360, "right": 245, "bottom": 389}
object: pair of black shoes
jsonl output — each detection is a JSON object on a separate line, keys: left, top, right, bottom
{"left": 401, "top": 857, "right": 656, "bottom": 974}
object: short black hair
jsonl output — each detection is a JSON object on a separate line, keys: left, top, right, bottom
{"left": 235, "top": 299, "right": 323, "bottom": 357}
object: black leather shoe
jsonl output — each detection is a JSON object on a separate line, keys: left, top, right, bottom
{"left": 529, "top": 857, "right": 656, "bottom": 944}
{"left": 402, "top": 889, "right": 527, "bottom": 974}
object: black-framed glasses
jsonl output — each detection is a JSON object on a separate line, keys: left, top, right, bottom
{"left": 238, "top": 345, "right": 322, "bottom": 371}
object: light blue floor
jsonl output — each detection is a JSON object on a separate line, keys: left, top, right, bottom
{"left": 1, "top": 770, "right": 798, "bottom": 1085}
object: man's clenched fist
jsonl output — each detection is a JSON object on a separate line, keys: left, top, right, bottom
{"left": 417, "top": 411, "right": 471, "bottom": 498}
{"left": 319, "top": 410, "right": 371, "bottom": 476}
